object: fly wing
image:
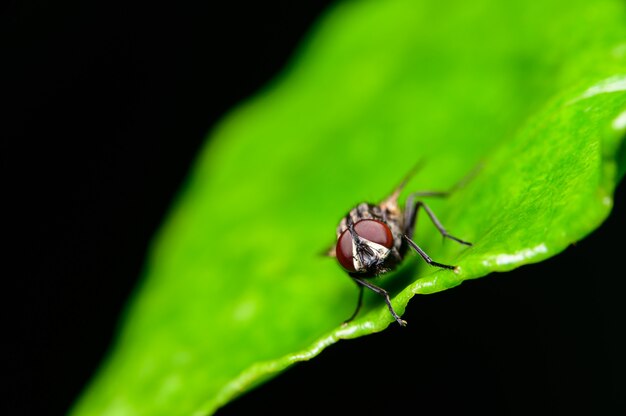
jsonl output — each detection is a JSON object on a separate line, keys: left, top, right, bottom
{"left": 379, "top": 159, "right": 426, "bottom": 219}
{"left": 380, "top": 159, "right": 426, "bottom": 207}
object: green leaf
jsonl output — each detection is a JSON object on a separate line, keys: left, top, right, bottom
{"left": 71, "top": 0, "right": 626, "bottom": 415}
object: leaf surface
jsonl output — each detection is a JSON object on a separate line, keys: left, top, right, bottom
{"left": 72, "top": 0, "right": 626, "bottom": 415}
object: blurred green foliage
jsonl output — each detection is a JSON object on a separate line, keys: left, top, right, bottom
{"left": 72, "top": 0, "right": 626, "bottom": 415}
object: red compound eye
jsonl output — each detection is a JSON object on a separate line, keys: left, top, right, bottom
{"left": 336, "top": 220, "right": 393, "bottom": 272}
{"left": 354, "top": 219, "right": 393, "bottom": 248}
{"left": 336, "top": 228, "right": 356, "bottom": 272}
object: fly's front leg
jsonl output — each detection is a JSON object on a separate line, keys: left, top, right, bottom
{"left": 403, "top": 236, "right": 456, "bottom": 270}
{"left": 343, "top": 283, "right": 364, "bottom": 325}
{"left": 353, "top": 277, "right": 406, "bottom": 326}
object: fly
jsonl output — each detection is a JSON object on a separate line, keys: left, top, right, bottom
{"left": 330, "top": 165, "right": 472, "bottom": 326}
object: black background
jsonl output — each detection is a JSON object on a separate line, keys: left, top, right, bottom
{"left": 3, "top": 1, "right": 624, "bottom": 415}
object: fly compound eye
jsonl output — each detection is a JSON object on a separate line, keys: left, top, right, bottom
{"left": 335, "top": 219, "right": 393, "bottom": 272}
{"left": 336, "top": 228, "right": 356, "bottom": 272}
{"left": 354, "top": 219, "right": 393, "bottom": 248}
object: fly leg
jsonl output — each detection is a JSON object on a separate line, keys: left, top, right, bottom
{"left": 404, "top": 194, "right": 472, "bottom": 245}
{"left": 342, "top": 283, "right": 364, "bottom": 325}
{"left": 403, "top": 194, "right": 471, "bottom": 269}
{"left": 352, "top": 277, "right": 407, "bottom": 326}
